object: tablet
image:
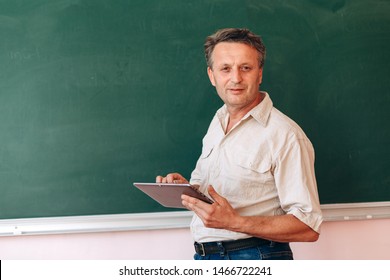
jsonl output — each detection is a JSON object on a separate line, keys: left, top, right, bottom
{"left": 133, "top": 183, "right": 213, "bottom": 208}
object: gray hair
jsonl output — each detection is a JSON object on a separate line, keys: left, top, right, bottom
{"left": 204, "top": 28, "right": 266, "bottom": 69}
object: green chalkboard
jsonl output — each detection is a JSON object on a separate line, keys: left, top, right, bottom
{"left": 1, "top": 0, "right": 389, "bottom": 219}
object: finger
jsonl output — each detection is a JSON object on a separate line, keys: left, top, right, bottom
{"left": 182, "top": 194, "right": 211, "bottom": 215}
{"left": 181, "top": 195, "right": 193, "bottom": 210}
{"left": 155, "top": 176, "right": 163, "bottom": 183}
{"left": 207, "top": 185, "right": 219, "bottom": 199}
{"left": 207, "top": 185, "right": 224, "bottom": 204}
{"left": 173, "top": 179, "right": 186, "bottom": 184}
{"left": 168, "top": 173, "right": 188, "bottom": 184}
{"left": 166, "top": 174, "right": 176, "bottom": 183}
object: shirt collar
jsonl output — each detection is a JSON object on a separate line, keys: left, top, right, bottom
{"left": 216, "top": 91, "right": 273, "bottom": 127}
{"left": 248, "top": 91, "right": 273, "bottom": 127}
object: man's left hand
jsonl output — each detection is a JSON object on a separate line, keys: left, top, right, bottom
{"left": 181, "top": 185, "right": 240, "bottom": 230}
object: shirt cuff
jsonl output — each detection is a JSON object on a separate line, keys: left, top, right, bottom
{"left": 288, "top": 208, "right": 323, "bottom": 233}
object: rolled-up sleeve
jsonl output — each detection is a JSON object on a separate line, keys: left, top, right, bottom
{"left": 274, "top": 136, "right": 323, "bottom": 233}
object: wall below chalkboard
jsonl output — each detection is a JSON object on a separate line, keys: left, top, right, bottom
{"left": 0, "top": 0, "right": 389, "bottom": 220}
{"left": 2, "top": 218, "right": 389, "bottom": 260}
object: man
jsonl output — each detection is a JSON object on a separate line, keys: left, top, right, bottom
{"left": 156, "top": 28, "right": 322, "bottom": 260}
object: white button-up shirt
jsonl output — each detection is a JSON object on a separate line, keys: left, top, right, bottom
{"left": 190, "top": 92, "right": 323, "bottom": 242}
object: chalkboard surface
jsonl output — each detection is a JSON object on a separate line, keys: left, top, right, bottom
{"left": 1, "top": 0, "right": 389, "bottom": 219}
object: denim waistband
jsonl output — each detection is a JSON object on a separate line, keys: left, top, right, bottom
{"left": 194, "top": 237, "right": 271, "bottom": 256}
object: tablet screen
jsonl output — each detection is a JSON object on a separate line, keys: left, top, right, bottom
{"left": 133, "top": 183, "right": 213, "bottom": 208}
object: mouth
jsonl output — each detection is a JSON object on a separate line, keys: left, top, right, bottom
{"left": 228, "top": 88, "right": 245, "bottom": 94}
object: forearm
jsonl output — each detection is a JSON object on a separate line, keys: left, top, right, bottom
{"left": 229, "top": 214, "right": 319, "bottom": 243}
{"left": 182, "top": 186, "right": 320, "bottom": 243}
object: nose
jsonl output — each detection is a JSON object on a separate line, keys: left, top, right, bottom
{"left": 230, "top": 67, "right": 242, "bottom": 84}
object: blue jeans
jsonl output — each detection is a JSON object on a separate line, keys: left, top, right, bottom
{"left": 194, "top": 241, "right": 293, "bottom": 260}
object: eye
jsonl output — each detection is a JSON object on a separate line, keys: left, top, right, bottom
{"left": 241, "top": 65, "right": 252, "bottom": 72}
{"left": 221, "top": 66, "right": 230, "bottom": 72}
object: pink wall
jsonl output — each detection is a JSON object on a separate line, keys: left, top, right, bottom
{"left": 0, "top": 219, "right": 389, "bottom": 260}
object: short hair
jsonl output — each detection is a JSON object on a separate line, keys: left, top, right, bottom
{"left": 204, "top": 28, "right": 266, "bottom": 69}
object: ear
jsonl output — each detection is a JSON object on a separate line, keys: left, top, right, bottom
{"left": 207, "top": 67, "right": 216, "bottom": 86}
{"left": 258, "top": 67, "right": 263, "bottom": 85}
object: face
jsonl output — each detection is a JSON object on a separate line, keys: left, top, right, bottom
{"left": 207, "top": 42, "right": 263, "bottom": 114}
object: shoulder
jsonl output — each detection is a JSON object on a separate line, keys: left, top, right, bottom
{"left": 265, "top": 107, "right": 315, "bottom": 158}
{"left": 268, "top": 107, "right": 309, "bottom": 140}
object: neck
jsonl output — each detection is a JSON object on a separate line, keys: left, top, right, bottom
{"left": 225, "top": 92, "right": 265, "bottom": 133}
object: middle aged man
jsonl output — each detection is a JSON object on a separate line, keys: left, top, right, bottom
{"left": 156, "top": 28, "right": 323, "bottom": 260}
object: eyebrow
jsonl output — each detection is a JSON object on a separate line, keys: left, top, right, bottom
{"left": 217, "top": 62, "right": 254, "bottom": 68}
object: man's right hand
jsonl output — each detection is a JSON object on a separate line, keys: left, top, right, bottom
{"left": 155, "top": 173, "right": 189, "bottom": 184}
